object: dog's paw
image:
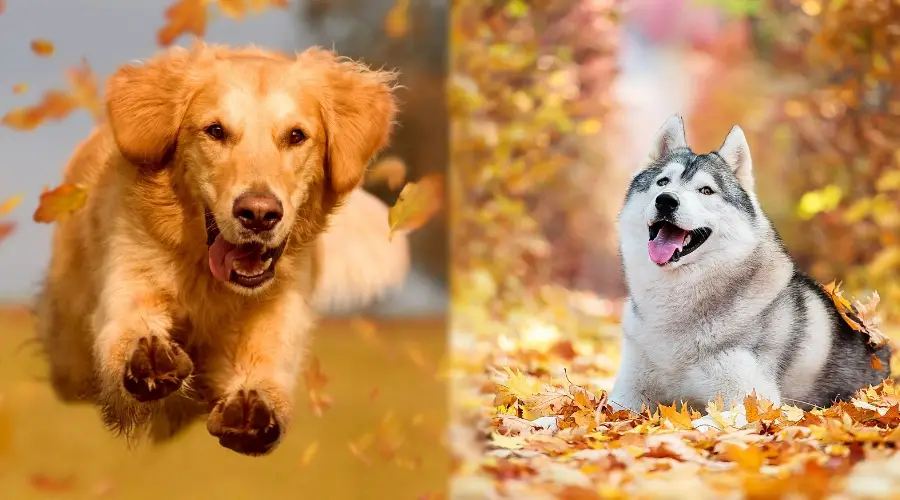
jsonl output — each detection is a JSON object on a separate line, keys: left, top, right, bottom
{"left": 207, "top": 389, "right": 282, "bottom": 456}
{"left": 123, "top": 336, "right": 193, "bottom": 402}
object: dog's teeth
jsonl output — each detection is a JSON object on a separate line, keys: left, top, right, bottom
{"left": 685, "top": 234, "right": 692, "bottom": 246}
{"left": 263, "top": 258, "right": 273, "bottom": 270}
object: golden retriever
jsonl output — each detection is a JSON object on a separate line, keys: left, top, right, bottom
{"left": 35, "top": 42, "right": 409, "bottom": 456}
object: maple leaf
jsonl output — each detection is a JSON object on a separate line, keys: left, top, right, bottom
{"left": 658, "top": 402, "right": 695, "bottom": 430}
{"left": 498, "top": 367, "right": 542, "bottom": 401}
{"left": 12, "top": 83, "right": 28, "bottom": 94}
{"left": 33, "top": 184, "right": 88, "bottom": 223}
{"left": 822, "top": 281, "right": 890, "bottom": 348}
{"left": 30, "top": 39, "right": 54, "bottom": 57}
{"left": 388, "top": 174, "right": 444, "bottom": 240}
{"left": 158, "top": 0, "right": 207, "bottom": 47}
{"left": 367, "top": 156, "right": 407, "bottom": 191}
{"left": 303, "top": 356, "right": 332, "bottom": 417}
{"left": 384, "top": 0, "right": 410, "bottom": 39}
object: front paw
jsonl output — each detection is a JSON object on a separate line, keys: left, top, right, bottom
{"left": 123, "top": 336, "right": 193, "bottom": 402}
{"left": 207, "top": 389, "right": 282, "bottom": 456}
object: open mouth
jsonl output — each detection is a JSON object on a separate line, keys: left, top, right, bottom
{"left": 205, "top": 211, "right": 286, "bottom": 289}
{"left": 647, "top": 220, "right": 712, "bottom": 266}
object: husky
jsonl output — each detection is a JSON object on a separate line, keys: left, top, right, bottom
{"left": 608, "top": 114, "right": 891, "bottom": 412}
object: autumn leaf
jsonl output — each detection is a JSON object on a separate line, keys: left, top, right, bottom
{"left": 384, "top": 0, "right": 410, "bottom": 39}
{"left": 0, "top": 0, "right": 4, "bottom": 15}
{"left": 301, "top": 441, "right": 318, "bottom": 466}
{"left": 158, "top": 0, "right": 207, "bottom": 47}
{"left": 29, "top": 474, "right": 75, "bottom": 493}
{"left": 0, "top": 195, "right": 22, "bottom": 216}
{"left": 2, "top": 59, "right": 101, "bottom": 131}
{"left": 658, "top": 402, "right": 695, "bottom": 430}
{"left": 33, "top": 184, "right": 88, "bottom": 223}
{"left": 367, "top": 156, "right": 407, "bottom": 191}
{"left": 871, "top": 354, "right": 884, "bottom": 371}
{"left": 217, "top": 0, "right": 248, "bottom": 19}
{"left": 388, "top": 174, "right": 444, "bottom": 240}
{"left": 30, "top": 39, "right": 55, "bottom": 57}
{"left": 66, "top": 59, "right": 102, "bottom": 121}
{"left": 0, "top": 223, "right": 14, "bottom": 246}
{"left": 12, "top": 83, "right": 28, "bottom": 94}
{"left": 822, "top": 281, "right": 890, "bottom": 348}
{"left": 303, "top": 356, "right": 332, "bottom": 417}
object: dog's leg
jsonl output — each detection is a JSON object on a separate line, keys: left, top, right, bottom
{"left": 686, "top": 349, "right": 782, "bottom": 410}
{"left": 92, "top": 272, "right": 193, "bottom": 436}
{"left": 205, "top": 288, "right": 313, "bottom": 456}
{"left": 609, "top": 339, "right": 652, "bottom": 412}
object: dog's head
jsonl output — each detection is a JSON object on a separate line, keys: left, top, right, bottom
{"left": 105, "top": 43, "right": 398, "bottom": 295}
{"left": 618, "top": 114, "right": 761, "bottom": 274}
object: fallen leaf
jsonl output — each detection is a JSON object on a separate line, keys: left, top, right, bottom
{"left": 872, "top": 354, "right": 884, "bottom": 371}
{"left": 30, "top": 39, "right": 55, "bottom": 57}
{"left": 388, "top": 174, "right": 444, "bottom": 240}
{"left": 158, "top": 0, "right": 207, "bottom": 47}
{"left": 33, "top": 184, "right": 88, "bottom": 223}
{"left": 367, "top": 156, "right": 407, "bottom": 191}
{"left": 822, "top": 281, "right": 890, "bottom": 348}
{"left": 384, "top": 0, "right": 410, "bottom": 39}
{"left": 0, "top": 223, "right": 14, "bottom": 246}
{"left": 301, "top": 441, "right": 319, "bottom": 466}
{"left": 12, "top": 83, "right": 28, "bottom": 94}
{"left": 0, "top": 194, "right": 22, "bottom": 216}
{"left": 659, "top": 402, "right": 695, "bottom": 430}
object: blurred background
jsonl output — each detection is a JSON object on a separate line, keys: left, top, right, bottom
{"left": 0, "top": 1, "right": 447, "bottom": 498}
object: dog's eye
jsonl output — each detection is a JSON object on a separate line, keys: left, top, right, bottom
{"left": 205, "top": 123, "right": 226, "bottom": 141}
{"left": 656, "top": 177, "right": 669, "bottom": 187}
{"left": 288, "top": 129, "right": 306, "bottom": 146}
{"left": 699, "top": 186, "right": 715, "bottom": 195}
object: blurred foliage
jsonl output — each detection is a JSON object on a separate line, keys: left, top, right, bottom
{"left": 753, "top": 0, "right": 900, "bottom": 321}
{"left": 449, "top": 0, "right": 621, "bottom": 330}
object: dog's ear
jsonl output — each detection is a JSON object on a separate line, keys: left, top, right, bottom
{"left": 648, "top": 113, "right": 688, "bottom": 163}
{"left": 718, "top": 125, "right": 754, "bottom": 191}
{"left": 309, "top": 50, "right": 399, "bottom": 195}
{"left": 105, "top": 47, "right": 195, "bottom": 166}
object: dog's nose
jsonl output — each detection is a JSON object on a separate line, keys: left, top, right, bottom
{"left": 232, "top": 191, "right": 284, "bottom": 233}
{"left": 655, "top": 192, "right": 680, "bottom": 213}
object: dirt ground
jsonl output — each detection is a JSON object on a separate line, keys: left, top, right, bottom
{"left": 0, "top": 306, "right": 448, "bottom": 500}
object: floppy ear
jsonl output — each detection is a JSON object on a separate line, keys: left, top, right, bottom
{"left": 105, "top": 47, "right": 195, "bottom": 166}
{"left": 717, "top": 125, "right": 754, "bottom": 191}
{"left": 312, "top": 51, "right": 399, "bottom": 195}
{"left": 648, "top": 113, "right": 688, "bottom": 163}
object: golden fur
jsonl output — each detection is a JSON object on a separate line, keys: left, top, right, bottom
{"left": 36, "top": 42, "right": 408, "bottom": 456}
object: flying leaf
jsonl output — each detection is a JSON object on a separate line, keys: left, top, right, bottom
{"left": 33, "top": 184, "right": 88, "bottom": 223}
{"left": 0, "top": 222, "right": 14, "bottom": 246}
{"left": 29, "top": 474, "right": 76, "bottom": 493}
{"left": 0, "top": 0, "right": 5, "bottom": 15}
{"left": 66, "top": 59, "right": 102, "bottom": 121}
{"left": 217, "top": 0, "right": 247, "bottom": 18}
{"left": 30, "top": 39, "right": 55, "bottom": 57}
{"left": 301, "top": 441, "right": 319, "bottom": 466}
{"left": 367, "top": 156, "right": 407, "bottom": 191}
{"left": 0, "top": 195, "right": 22, "bottom": 216}
{"left": 384, "top": 0, "right": 410, "bottom": 39}
{"left": 2, "top": 59, "right": 101, "bottom": 131}
{"left": 303, "top": 356, "right": 332, "bottom": 417}
{"left": 388, "top": 174, "right": 444, "bottom": 240}
{"left": 158, "top": 0, "right": 207, "bottom": 47}
{"left": 12, "top": 83, "right": 29, "bottom": 94}
{"left": 822, "top": 281, "right": 890, "bottom": 348}
{"left": 248, "top": 0, "right": 289, "bottom": 11}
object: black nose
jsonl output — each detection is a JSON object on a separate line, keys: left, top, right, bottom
{"left": 655, "top": 192, "right": 680, "bottom": 214}
{"left": 232, "top": 191, "right": 284, "bottom": 233}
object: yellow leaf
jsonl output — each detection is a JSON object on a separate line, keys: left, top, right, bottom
{"left": 500, "top": 367, "right": 542, "bottom": 400}
{"left": 0, "top": 195, "right": 22, "bottom": 216}
{"left": 33, "top": 184, "right": 88, "bottom": 223}
{"left": 301, "top": 441, "right": 318, "bottom": 466}
{"left": 12, "top": 83, "right": 28, "bottom": 94}
{"left": 384, "top": 0, "right": 410, "bottom": 39}
{"left": 367, "top": 156, "right": 407, "bottom": 191}
{"left": 490, "top": 432, "right": 526, "bottom": 450}
{"left": 658, "top": 402, "right": 694, "bottom": 430}
{"left": 217, "top": 0, "right": 247, "bottom": 18}
{"left": 388, "top": 174, "right": 444, "bottom": 239}
{"left": 781, "top": 405, "right": 804, "bottom": 422}
{"left": 30, "top": 39, "right": 54, "bottom": 57}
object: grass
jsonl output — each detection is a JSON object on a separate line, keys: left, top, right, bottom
{"left": 0, "top": 306, "right": 448, "bottom": 500}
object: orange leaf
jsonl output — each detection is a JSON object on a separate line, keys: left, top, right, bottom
{"left": 744, "top": 392, "right": 761, "bottom": 423}
{"left": 33, "top": 184, "right": 88, "bottom": 223}
{"left": 0, "top": 0, "right": 5, "bottom": 15}
{"left": 658, "top": 402, "right": 694, "bottom": 430}
{"left": 871, "top": 354, "right": 884, "bottom": 371}
{"left": 66, "top": 59, "right": 102, "bottom": 121}
{"left": 30, "top": 39, "right": 55, "bottom": 57}
{"left": 0, "top": 222, "right": 15, "bottom": 246}
{"left": 384, "top": 0, "right": 410, "bottom": 39}
{"left": 2, "top": 91, "right": 78, "bottom": 130}
{"left": 12, "top": 83, "right": 28, "bottom": 94}
{"left": 218, "top": 0, "right": 248, "bottom": 19}
{"left": 249, "top": 0, "right": 288, "bottom": 10}
{"left": 158, "top": 0, "right": 208, "bottom": 47}
{"left": 0, "top": 195, "right": 22, "bottom": 216}
{"left": 388, "top": 174, "right": 444, "bottom": 240}
{"left": 303, "top": 356, "right": 332, "bottom": 417}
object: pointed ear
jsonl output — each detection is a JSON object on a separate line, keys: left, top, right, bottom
{"left": 648, "top": 113, "right": 688, "bottom": 162}
{"left": 105, "top": 47, "right": 196, "bottom": 166}
{"left": 308, "top": 50, "right": 399, "bottom": 195}
{"left": 718, "top": 125, "right": 754, "bottom": 190}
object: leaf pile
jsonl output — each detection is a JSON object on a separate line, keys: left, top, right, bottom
{"left": 450, "top": 301, "right": 900, "bottom": 499}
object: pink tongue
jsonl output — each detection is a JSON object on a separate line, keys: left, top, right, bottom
{"left": 208, "top": 235, "right": 254, "bottom": 282}
{"left": 648, "top": 225, "right": 689, "bottom": 265}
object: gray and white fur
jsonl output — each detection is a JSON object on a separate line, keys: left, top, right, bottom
{"left": 609, "top": 114, "right": 891, "bottom": 412}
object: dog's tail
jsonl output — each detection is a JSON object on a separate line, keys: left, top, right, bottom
{"left": 312, "top": 188, "right": 411, "bottom": 313}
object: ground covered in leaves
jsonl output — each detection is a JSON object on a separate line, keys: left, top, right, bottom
{"left": 449, "top": 296, "right": 900, "bottom": 500}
